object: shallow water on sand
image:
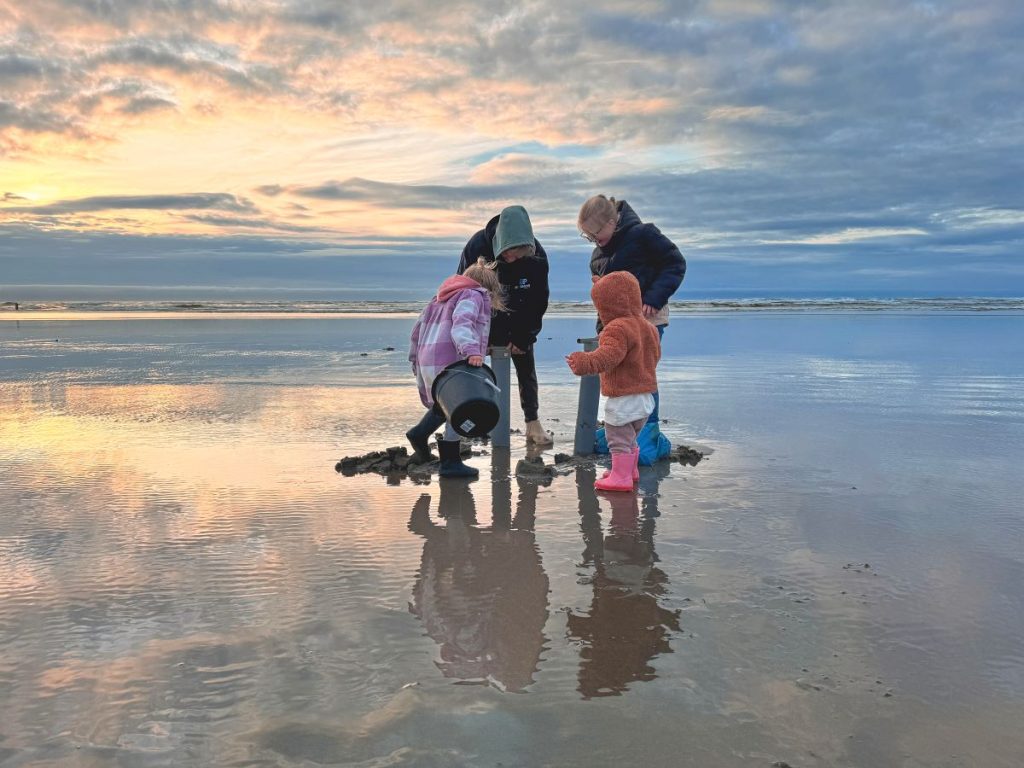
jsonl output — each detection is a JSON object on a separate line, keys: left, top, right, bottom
{"left": 1, "top": 314, "right": 1023, "bottom": 767}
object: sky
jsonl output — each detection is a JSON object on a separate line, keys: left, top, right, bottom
{"left": 1, "top": 0, "right": 1022, "bottom": 300}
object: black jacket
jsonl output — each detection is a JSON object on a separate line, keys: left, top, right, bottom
{"left": 458, "top": 215, "right": 550, "bottom": 349}
{"left": 589, "top": 200, "right": 686, "bottom": 310}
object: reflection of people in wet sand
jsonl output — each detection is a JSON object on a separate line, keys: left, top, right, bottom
{"left": 407, "top": 474, "right": 549, "bottom": 692}
{"left": 568, "top": 464, "right": 681, "bottom": 699}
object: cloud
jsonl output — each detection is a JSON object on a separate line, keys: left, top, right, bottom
{"left": 1, "top": 193, "right": 256, "bottom": 215}
{"left": 761, "top": 227, "right": 930, "bottom": 246}
{"left": 181, "top": 214, "right": 321, "bottom": 233}
{"left": 12, "top": 0, "right": 257, "bottom": 29}
{"left": 468, "top": 153, "right": 584, "bottom": 185}
{"left": 1, "top": 0, "right": 1022, "bottom": 294}
{"left": 0, "top": 28, "right": 291, "bottom": 154}
{"left": 0, "top": 52, "right": 58, "bottom": 79}
{"left": 0, "top": 100, "right": 82, "bottom": 135}
{"left": 78, "top": 78, "right": 179, "bottom": 115}
{"left": 119, "top": 95, "right": 177, "bottom": 114}
{"left": 92, "top": 37, "right": 288, "bottom": 93}
{"left": 285, "top": 177, "right": 518, "bottom": 209}
{"left": 850, "top": 268, "right": 929, "bottom": 278}
{"left": 584, "top": 13, "right": 714, "bottom": 56}
{"left": 8, "top": 0, "right": 1020, "bottom": 154}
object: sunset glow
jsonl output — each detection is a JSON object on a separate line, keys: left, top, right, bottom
{"left": 2, "top": 1, "right": 1021, "bottom": 296}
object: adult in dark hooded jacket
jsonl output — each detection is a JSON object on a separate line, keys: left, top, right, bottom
{"left": 458, "top": 205, "right": 553, "bottom": 445}
{"left": 577, "top": 196, "right": 686, "bottom": 425}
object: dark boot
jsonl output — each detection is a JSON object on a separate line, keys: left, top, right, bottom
{"left": 438, "top": 438, "right": 478, "bottom": 478}
{"left": 406, "top": 409, "right": 445, "bottom": 463}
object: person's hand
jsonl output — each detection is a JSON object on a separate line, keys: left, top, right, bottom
{"left": 642, "top": 304, "right": 658, "bottom": 317}
{"left": 509, "top": 343, "right": 526, "bottom": 355}
{"left": 467, "top": 355, "right": 483, "bottom": 366}
{"left": 565, "top": 352, "right": 583, "bottom": 375}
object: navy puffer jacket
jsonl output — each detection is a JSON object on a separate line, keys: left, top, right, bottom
{"left": 589, "top": 200, "right": 686, "bottom": 311}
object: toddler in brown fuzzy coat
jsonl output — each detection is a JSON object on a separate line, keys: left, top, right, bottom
{"left": 566, "top": 271, "right": 661, "bottom": 491}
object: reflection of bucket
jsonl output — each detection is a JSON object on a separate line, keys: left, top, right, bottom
{"left": 431, "top": 360, "right": 501, "bottom": 438}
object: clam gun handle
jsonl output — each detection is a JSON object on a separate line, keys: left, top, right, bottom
{"left": 573, "top": 337, "right": 600, "bottom": 456}
{"left": 487, "top": 345, "right": 512, "bottom": 448}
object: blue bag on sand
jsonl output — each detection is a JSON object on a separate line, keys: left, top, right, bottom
{"left": 594, "top": 422, "right": 671, "bottom": 465}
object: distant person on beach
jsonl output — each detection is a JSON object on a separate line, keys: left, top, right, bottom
{"left": 565, "top": 272, "right": 661, "bottom": 491}
{"left": 577, "top": 195, "right": 685, "bottom": 427}
{"left": 407, "top": 258, "right": 506, "bottom": 478}
{"left": 458, "top": 205, "right": 553, "bottom": 446}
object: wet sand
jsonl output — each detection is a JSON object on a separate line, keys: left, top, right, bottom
{"left": 1, "top": 313, "right": 1023, "bottom": 767}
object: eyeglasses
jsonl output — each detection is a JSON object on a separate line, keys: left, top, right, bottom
{"left": 579, "top": 216, "right": 616, "bottom": 243}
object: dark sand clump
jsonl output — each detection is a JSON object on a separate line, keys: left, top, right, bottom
{"left": 334, "top": 442, "right": 486, "bottom": 484}
{"left": 335, "top": 443, "right": 705, "bottom": 481}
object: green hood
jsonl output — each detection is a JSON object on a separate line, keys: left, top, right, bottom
{"left": 491, "top": 205, "right": 534, "bottom": 258}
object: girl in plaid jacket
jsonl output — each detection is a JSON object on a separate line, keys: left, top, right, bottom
{"left": 407, "top": 259, "right": 505, "bottom": 477}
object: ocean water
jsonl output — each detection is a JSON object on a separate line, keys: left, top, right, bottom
{"left": 1, "top": 311, "right": 1023, "bottom": 767}
{"left": 5, "top": 296, "right": 1024, "bottom": 315}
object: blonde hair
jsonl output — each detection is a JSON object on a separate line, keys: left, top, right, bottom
{"left": 463, "top": 257, "right": 508, "bottom": 313}
{"left": 577, "top": 194, "right": 618, "bottom": 232}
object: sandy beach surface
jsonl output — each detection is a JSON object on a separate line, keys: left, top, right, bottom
{"left": 2, "top": 312, "right": 1023, "bottom": 767}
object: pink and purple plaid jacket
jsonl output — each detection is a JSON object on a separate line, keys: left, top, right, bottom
{"left": 409, "top": 275, "right": 492, "bottom": 408}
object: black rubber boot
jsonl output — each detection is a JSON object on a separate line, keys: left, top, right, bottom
{"left": 438, "top": 438, "right": 478, "bottom": 478}
{"left": 406, "top": 409, "right": 445, "bottom": 463}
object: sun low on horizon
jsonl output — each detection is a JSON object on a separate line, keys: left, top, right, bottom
{"left": 2, "top": 0, "right": 1022, "bottom": 296}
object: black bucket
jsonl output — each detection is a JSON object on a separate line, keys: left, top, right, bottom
{"left": 431, "top": 360, "right": 501, "bottom": 438}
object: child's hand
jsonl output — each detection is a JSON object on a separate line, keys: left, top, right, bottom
{"left": 565, "top": 352, "right": 584, "bottom": 375}
{"left": 467, "top": 355, "right": 483, "bottom": 366}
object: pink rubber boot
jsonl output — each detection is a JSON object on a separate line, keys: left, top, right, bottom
{"left": 601, "top": 444, "right": 640, "bottom": 483}
{"left": 594, "top": 452, "right": 635, "bottom": 492}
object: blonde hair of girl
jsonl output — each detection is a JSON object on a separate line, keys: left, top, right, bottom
{"left": 463, "top": 257, "right": 508, "bottom": 313}
{"left": 577, "top": 194, "right": 617, "bottom": 233}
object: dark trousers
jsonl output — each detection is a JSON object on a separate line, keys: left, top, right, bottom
{"left": 411, "top": 405, "right": 446, "bottom": 436}
{"left": 511, "top": 346, "right": 540, "bottom": 422}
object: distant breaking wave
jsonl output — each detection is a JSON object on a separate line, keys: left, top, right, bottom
{"left": 4, "top": 297, "right": 1024, "bottom": 314}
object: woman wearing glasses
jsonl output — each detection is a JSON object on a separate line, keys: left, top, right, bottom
{"left": 577, "top": 195, "right": 686, "bottom": 427}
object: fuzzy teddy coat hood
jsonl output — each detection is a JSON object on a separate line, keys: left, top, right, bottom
{"left": 566, "top": 271, "right": 660, "bottom": 397}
